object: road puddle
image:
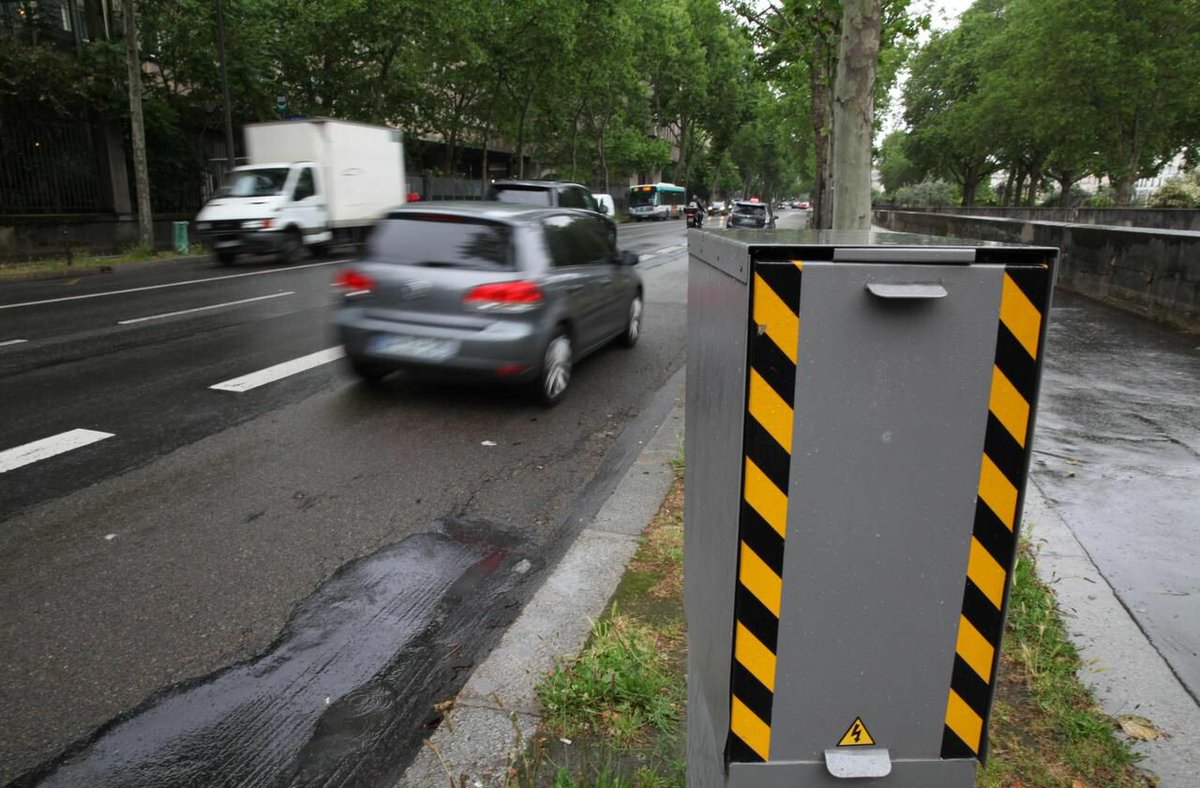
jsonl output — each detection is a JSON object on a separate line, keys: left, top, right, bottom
{"left": 21, "top": 521, "right": 531, "bottom": 787}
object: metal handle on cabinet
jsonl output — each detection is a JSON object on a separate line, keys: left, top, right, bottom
{"left": 865, "top": 282, "right": 948, "bottom": 300}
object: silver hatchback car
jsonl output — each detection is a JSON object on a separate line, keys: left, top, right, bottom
{"left": 334, "top": 203, "right": 643, "bottom": 405}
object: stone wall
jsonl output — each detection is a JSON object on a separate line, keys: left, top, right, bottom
{"left": 873, "top": 210, "right": 1200, "bottom": 332}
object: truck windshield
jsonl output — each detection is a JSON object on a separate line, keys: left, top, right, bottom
{"left": 216, "top": 168, "right": 290, "bottom": 198}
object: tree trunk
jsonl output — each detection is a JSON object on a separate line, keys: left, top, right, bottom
{"left": 1114, "top": 173, "right": 1136, "bottom": 207}
{"left": 123, "top": 0, "right": 152, "bottom": 247}
{"left": 515, "top": 87, "right": 533, "bottom": 178}
{"left": 1003, "top": 167, "right": 1016, "bottom": 207}
{"left": 831, "top": 0, "right": 881, "bottom": 230}
{"left": 1055, "top": 171, "right": 1076, "bottom": 208}
{"left": 810, "top": 47, "right": 833, "bottom": 229}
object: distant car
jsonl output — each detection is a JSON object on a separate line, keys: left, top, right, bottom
{"left": 491, "top": 179, "right": 603, "bottom": 214}
{"left": 710, "top": 200, "right": 727, "bottom": 215}
{"left": 334, "top": 203, "right": 643, "bottom": 406}
{"left": 798, "top": 201, "right": 811, "bottom": 210}
{"left": 728, "top": 200, "right": 774, "bottom": 229}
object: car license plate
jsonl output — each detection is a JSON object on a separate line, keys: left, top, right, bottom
{"left": 370, "top": 334, "right": 459, "bottom": 362}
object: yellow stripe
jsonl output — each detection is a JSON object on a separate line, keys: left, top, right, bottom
{"left": 753, "top": 274, "right": 799, "bottom": 364}
{"left": 945, "top": 689, "right": 983, "bottom": 753}
{"left": 792, "top": 260, "right": 804, "bottom": 270}
{"left": 744, "top": 458, "right": 788, "bottom": 538}
{"left": 967, "top": 537, "right": 1006, "bottom": 609}
{"left": 731, "top": 695, "right": 772, "bottom": 760}
{"left": 739, "top": 541, "right": 782, "bottom": 617}
{"left": 1001, "top": 274, "right": 1042, "bottom": 359}
{"left": 735, "top": 622, "right": 777, "bottom": 692}
{"left": 749, "top": 370, "right": 794, "bottom": 453}
{"left": 989, "top": 366, "right": 1030, "bottom": 447}
{"left": 955, "top": 614, "right": 995, "bottom": 682}
{"left": 978, "top": 455, "right": 1018, "bottom": 529}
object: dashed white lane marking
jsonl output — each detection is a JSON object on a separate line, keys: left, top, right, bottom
{"left": 210, "top": 346, "right": 345, "bottom": 393}
{"left": 118, "top": 291, "right": 295, "bottom": 325}
{"left": 0, "top": 429, "right": 114, "bottom": 474}
{"left": 0, "top": 260, "right": 347, "bottom": 312}
{"left": 0, "top": 339, "right": 28, "bottom": 347}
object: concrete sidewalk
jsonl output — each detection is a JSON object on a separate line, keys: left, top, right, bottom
{"left": 396, "top": 398, "right": 1190, "bottom": 787}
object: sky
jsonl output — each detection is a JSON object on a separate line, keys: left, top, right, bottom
{"left": 880, "top": 0, "right": 975, "bottom": 134}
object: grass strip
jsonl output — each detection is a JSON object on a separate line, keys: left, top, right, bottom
{"left": 523, "top": 464, "right": 1150, "bottom": 787}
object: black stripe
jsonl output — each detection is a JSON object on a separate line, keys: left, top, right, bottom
{"left": 971, "top": 498, "right": 1016, "bottom": 574}
{"left": 949, "top": 655, "right": 991, "bottom": 713}
{"left": 961, "top": 581, "right": 1003, "bottom": 636}
{"left": 1004, "top": 265, "right": 1050, "bottom": 312}
{"left": 734, "top": 584, "right": 779, "bottom": 653}
{"left": 755, "top": 263, "right": 801, "bottom": 315}
{"left": 739, "top": 502, "right": 786, "bottom": 576}
{"left": 983, "top": 414, "right": 1026, "bottom": 484}
{"left": 994, "top": 324, "right": 1038, "bottom": 399}
{"left": 727, "top": 732, "right": 764, "bottom": 763}
{"left": 941, "top": 725, "right": 976, "bottom": 759}
{"left": 749, "top": 336, "right": 796, "bottom": 407}
{"left": 744, "top": 418, "right": 791, "bottom": 493}
{"left": 730, "top": 661, "right": 774, "bottom": 725}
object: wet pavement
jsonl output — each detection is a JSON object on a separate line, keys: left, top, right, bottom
{"left": 1031, "top": 290, "right": 1200, "bottom": 701}
{"left": 15, "top": 522, "right": 532, "bottom": 787}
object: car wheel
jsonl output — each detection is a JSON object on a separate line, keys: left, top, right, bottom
{"left": 618, "top": 295, "right": 642, "bottom": 348}
{"left": 216, "top": 250, "right": 237, "bottom": 266}
{"left": 537, "top": 330, "right": 572, "bottom": 406}
{"left": 347, "top": 355, "right": 391, "bottom": 384}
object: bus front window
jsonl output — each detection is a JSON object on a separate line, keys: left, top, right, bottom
{"left": 629, "top": 190, "right": 658, "bottom": 208}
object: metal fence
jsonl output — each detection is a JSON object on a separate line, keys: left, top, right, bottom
{"left": 0, "top": 105, "right": 102, "bottom": 215}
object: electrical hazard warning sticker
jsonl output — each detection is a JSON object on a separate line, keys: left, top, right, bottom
{"left": 837, "top": 717, "right": 876, "bottom": 747}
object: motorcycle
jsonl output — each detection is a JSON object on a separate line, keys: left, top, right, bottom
{"left": 685, "top": 205, "right": 705, "bottom": 228}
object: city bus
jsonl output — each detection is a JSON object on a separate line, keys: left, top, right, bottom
{"left": 627, "top": 182, "right": 686, "bottom": 221}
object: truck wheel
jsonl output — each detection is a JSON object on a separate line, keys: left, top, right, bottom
{"left": 278, "top": 228, "right": 303, "bottom": 263}
{"left": 216, "top": 251, "right": 237, "bottom": 266}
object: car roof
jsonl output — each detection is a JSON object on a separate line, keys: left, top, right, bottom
{"left": 492, "top": 179, "right": 588, "bottom": 190}
{"left": 384, "top": 201, "right": 582, "bottom": 224}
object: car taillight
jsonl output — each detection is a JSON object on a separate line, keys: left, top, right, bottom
{"left": 333, "top": 269, "right": 376, "bottom": 295}
{"left": 463, "top": 280, "right": 544, "bottom": 313}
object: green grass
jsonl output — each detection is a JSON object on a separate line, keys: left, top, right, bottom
{"left": 520, "top": 458, "right": 1149, "bottom": 788}
{"left": 977, "top": 545, "right": 1151, "bottom": 787}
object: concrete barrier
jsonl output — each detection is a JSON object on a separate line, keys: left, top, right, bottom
{"left": 906, "top": 206, "right": 1200, "bottom": 232}
{"left": 874, "top": 210, "right": 1200, "bottom": 332}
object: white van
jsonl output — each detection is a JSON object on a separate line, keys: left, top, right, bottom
{"left": 195, "top": 119, "right": 405, "bottom": 264}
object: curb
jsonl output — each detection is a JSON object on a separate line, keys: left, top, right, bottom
{"left": 0, "top": 254, "right": 212, "bottom": 284}
{"left": 397, "top": 394, "right": 686, "bottom": 787}
{"left": 1024, "top": 477, "right": 1200, "bottom": 786}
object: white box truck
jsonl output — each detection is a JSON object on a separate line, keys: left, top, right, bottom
{"left": 194, "top": 119, "right": 406, "bottom": 264}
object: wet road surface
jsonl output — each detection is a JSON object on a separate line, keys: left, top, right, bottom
{"left": 1031, "top": 290, "right": 1200, "bottom": 701}
{"left": 18, "top": 523, "right": 528, "bottom": 787}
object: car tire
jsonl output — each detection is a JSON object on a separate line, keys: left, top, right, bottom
{"left": 618, "top": 295, "right": 642, "bottom": 348}
{"left": 216, "top": 250, "right": 237, "bottom": 266}
{"left": 347, "top": 356, "right": 391, "bottom": 384}
{"left": 536, "top": 329, "right": 572, "bottom": 407}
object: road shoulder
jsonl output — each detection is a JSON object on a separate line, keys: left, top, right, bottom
{"left": 397, "top": 393, "right": 685, "bottom": 787}
{"left": 1024, "top": 477, "right": 1200, "bottom": 785}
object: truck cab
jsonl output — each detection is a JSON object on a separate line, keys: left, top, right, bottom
{"left": 195, "top": 162, "right": 330, "bottom": 265}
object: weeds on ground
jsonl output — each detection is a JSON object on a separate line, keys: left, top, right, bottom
{"left": 0, "top": 242, "right": 203, "bottom": 276}
{"left": 978, "top": 544, "right": 1152, "bottom": 787}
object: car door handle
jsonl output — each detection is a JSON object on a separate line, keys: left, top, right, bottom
{"left": 865, "top": 282, "right": 948, "bottom": 300}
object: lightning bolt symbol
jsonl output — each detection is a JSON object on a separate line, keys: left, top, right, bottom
{"left": 852, "top": 722, "right": 862, "bottom": 743}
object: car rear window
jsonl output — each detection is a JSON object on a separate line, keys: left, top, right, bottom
{"left": 367, "top": 215, "right": 515, "bottom": 270}
{"left": 734, "top": 203, "right": 767, "bottom": 216}
{"left": 489, "top": 185, "right": 552, "bottom": 206}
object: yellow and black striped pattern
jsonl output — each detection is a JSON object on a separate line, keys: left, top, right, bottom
{"left": 942, "top": 264, "right": 1052, "bottom": 760}
{"left": 726, "top": 261, "right": 803, "bottom": 763}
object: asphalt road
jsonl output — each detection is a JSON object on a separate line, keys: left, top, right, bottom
{"left": 0, "top": 220, "right": 689, "bottom": 784}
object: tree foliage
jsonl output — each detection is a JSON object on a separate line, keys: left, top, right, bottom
{"left": 897, "top": 0, "right": 1200, "bottom": 207}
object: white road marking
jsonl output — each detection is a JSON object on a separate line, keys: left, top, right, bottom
{"left": 210, "top": 346, "right": 345, "bottom": 393}
{"left": 0, "top": 260, "right": 348, "bottom": 312}
{"left": 0, "top": 428, "right": 114, "bottom": 474}
{"left": 0, "top": 339, "right": 29, "bottom": 347}
{"left": 117, "top": 291, "right": 295, "bottom": 325}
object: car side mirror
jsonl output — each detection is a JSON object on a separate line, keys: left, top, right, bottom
{"left": 620, "top": 250, "right": 639, "bottom": 266}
